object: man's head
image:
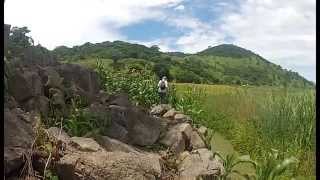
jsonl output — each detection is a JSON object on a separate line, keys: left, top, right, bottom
{"left": 162, "top": 76, "right": 167, "bottom": 81}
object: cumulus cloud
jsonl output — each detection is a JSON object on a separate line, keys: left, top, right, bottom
{"left": 4, "top": 0, "right": 316, "bottom": 81}
{"left": 157, "top": 0, "right": 316, "bottom": 81}
{"left": 4, "top": 0, "right": 182, "bottom": 49}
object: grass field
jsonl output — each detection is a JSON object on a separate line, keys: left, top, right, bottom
{"left": 175, "top": 83, "right": 316, "bottom": 178}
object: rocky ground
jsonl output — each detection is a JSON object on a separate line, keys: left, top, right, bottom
{"left": 4, "top": 58, "right": 224, "bottom": 180}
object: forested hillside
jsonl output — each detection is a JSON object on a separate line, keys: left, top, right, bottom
{"left": 6, "top": 26, "right": 312, "bottom": 87}
{"left": 52, "top": 40, "right": 313, "bottom": 88}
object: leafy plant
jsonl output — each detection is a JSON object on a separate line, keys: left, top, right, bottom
{"left": 213, "top": 152, "right": 257, "bottom": 180}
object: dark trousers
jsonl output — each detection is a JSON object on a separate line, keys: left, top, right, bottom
{"left": 159, "top": 92, "right": 167, "bottom": 104}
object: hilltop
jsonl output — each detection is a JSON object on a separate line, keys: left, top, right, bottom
{"left": 51, "top": 41, "right": 313, "bottom": 88}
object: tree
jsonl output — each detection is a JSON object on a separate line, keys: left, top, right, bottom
{"left": 8, "top": 26, "right": 34, "bottom": 58}
{"left": 111, "top": 49, "right": 122, "bottom": 64}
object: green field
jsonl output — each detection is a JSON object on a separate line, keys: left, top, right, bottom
{"left": 175, "top": 83, "right": 316, "bottom": 178}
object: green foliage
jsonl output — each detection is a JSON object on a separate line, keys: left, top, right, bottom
{"left": 63, "top": 97, "right": 111, "bottom": 137}
{"left": 45, "top": 170, "right": 59, "bottom": 180}
{"left": 52, "top": 40, "right": 313, "bottom": 88}
{"left": 173, "top": 86, "right": 206, "bottom": 125}
{"left": 213, "top": 152, "right": 257, "bottom": 180}
{"left": 8, "top": 26, "right": 34, "bottom": 58}
{"left": 251, "top": 149, "right": 298, "bottom": 180}
{"left": 175, "top": 84, "right": 315, "bottom": 177}
{"left": 95, "top": 59, "right": 161, "bottom": 107}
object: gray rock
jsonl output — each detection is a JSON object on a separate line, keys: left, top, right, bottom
{"left": 54, "top": 63, "right": 101, "bottom": 102}
{"left": 127, "top": 107, "right": 161, "bottom": 146}
{"left": 160, "top": 123, "right": 193, "bottom": 154}
{"left": 4, "top": 108, "right": 35, "bottom": 175}
{"left": 102, "top": 102, "right": 161, "bottom": 146}
{"left": 178, "top": 148, "right": 225, "bottom": 179}
{"left": 109, "top": 93, "right": 132, "bottom": 107}
{"left": 8, "top": 70, "right": 41, "bottom": 102}
{"left": 70, "top": 137, "right": 103, "bottom": 152}
{"left": 23, "top": 96, "right": 49, "bottom": 116}
{"left": 56, "top": 145, "right": 161, "bottom": 180}
{"left": 150, "top": 104, "right": 172, "bottom": 116}
{"left": 190, "top": 131, "right": 206, "bottom": 149}
{"left": 99, "top": 136, "right": 141, "bottom": 154}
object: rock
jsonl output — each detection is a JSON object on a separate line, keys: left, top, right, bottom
{"left": 54, "top": 63, "right": 101, "bottom": 102}
{"left": 4, "top": 108, "right": 35, "bottom": 175}
{"left": 162, "top": 108, "right": 179, "bottom": 119}
{"left": 109, "top": 93, "right": 132, "bottom": 107}
{"left": 47, "top": 127, "right": 71, "bottom": 144}
{"left": 23, "top": 96, "right": 49, "bottom": 116}
{"left": 174, "top": 113, "right": 191, "bottom": 122}
{"left": 56, "top": 146, "right": 161, "bottom": 180}
{"left": 98, "top": 136, "right": 141, "bottom": 154}
{"left": 160, "top": 123, "right": 193, "bottom": 154}
{"left": 190, "top": 131, "right": 206, "bottom": 149}
{"left": 127, "top": 107, "right": 161, "bottom": 146}
{"left": 150, "top": 104, "right": 172, "bottom": 116}
{"left": 8, "top": 70, "right": 42, "bottom": 102}
{"left": 197, "top": 126, "right": 208, "bottom": 136}
{"left": 178, "top": 148, "right": 225, "bottom": 179}
{"left": 42, "top": 67, "right": 64, "bottom": 89}
{"left": 70, "top": 137, "right": 103, "bottom": 152}
{"left": 104, "top": 104, "right": 161, "bottom": 146}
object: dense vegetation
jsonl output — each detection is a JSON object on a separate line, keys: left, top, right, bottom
{"left": 176, "top": 84, "right": 316, "bottom": 178}
{"left": 6, "top": 26, "right": 313, "bottom": 88}
{"left": 52, "top": 40, "right": 314, "bottom": 88}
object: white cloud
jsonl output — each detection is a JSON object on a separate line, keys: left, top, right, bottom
{"left": 4, "top": 0, "right": 316, "bottom": 81}
{"left": 159, "top": 0, "right": 316, "bottom": 81}
{"left": 220, "top": 0, "right": 316, "bottom": 81}
{"left": 174, "top": 4, "right": 185, "bottom": 11}
{"left": 4, "top": 0, "right": 182, "bottom": 49}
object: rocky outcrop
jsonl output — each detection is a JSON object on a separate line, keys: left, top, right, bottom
{"left": 82, "top": 94, "right": 162, "bottom": 146}
{"left": 56, "top": 137, "right": 162, "bottom": 180}
{"left": 4, "top": 108, "right": 35, "bottom": 175}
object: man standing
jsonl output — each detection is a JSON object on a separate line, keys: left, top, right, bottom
{"left": 158, "top": 76, "right": 168, "bottom": 104}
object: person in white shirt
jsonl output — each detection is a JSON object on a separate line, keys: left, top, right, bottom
{"left": 158, "top": 76, "right": 168, "bottom": 104}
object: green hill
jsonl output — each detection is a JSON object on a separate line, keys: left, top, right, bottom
{"left": 52, "top": 41, "right": 313, "bottom": 88}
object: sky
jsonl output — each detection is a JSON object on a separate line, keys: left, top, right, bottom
{"left": 4, "top": 0, "right": 316, "bottom": 82}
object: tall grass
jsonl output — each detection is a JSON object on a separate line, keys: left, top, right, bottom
{"left": 175, "top": 83, "right": 316, "bottom": 177}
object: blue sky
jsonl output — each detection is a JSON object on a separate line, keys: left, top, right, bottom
{"left": 4, "top": 0, "right": 316, "bottom": 82}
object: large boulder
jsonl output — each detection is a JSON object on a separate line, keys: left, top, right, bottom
{"left": 54, "top": 63, "right": 101, "bottom": 102}
{"left": 159, "top": 123, "right": 193, "bottom": 154}
{"left": 178, "top": 148, "right": 225, "bottom": 179}
{"left": 56, "top": 139, "right": 161, "bottom": 180}
{"left": 126, "top": 106, "right": 161, "bottom": 146}
{"left": 4, "top": 108, "right": 35, "bottom": 175}
{"left": 8, "top": 69, "right": 43, "bottom": 103}
{"left": 86, "top": 100, "right": 161, "bottom": 146}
